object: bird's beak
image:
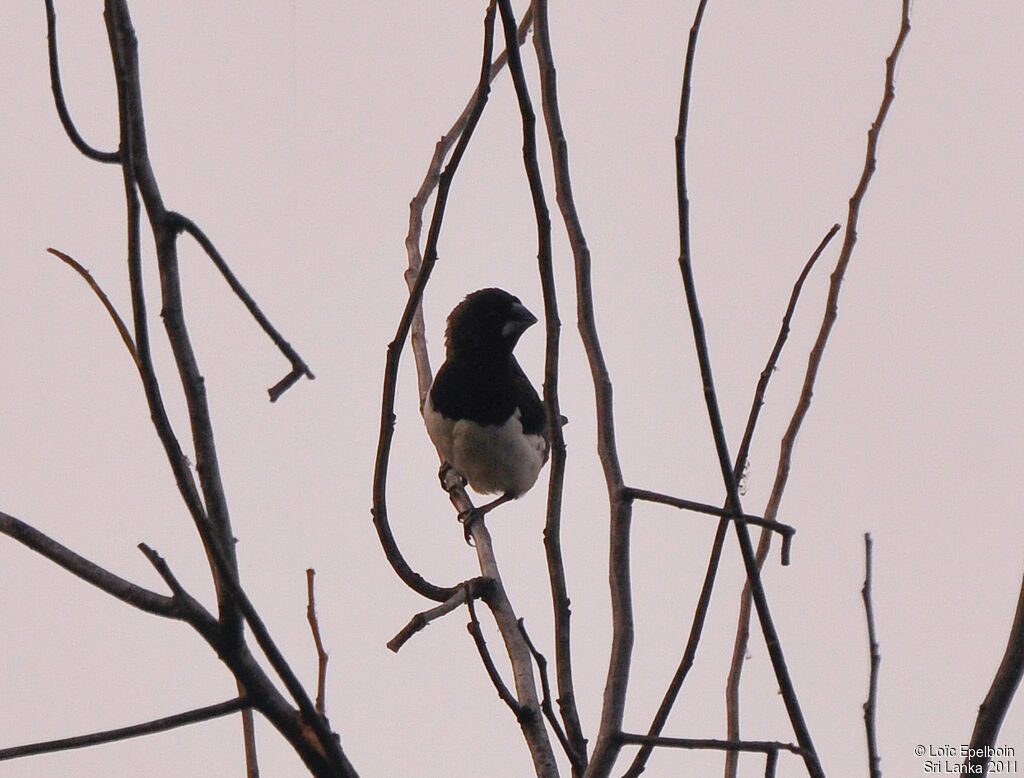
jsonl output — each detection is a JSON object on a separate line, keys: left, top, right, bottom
{"left": 502, "top": 301, "right": 538, "bottom": 339}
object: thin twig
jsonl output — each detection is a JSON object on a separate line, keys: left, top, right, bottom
{"left": 371, "top": 0, "right": 499, "bottom": 605}
{"left": 45, "top": 248, "right": 140, "bottom": 370}
{"left": 138, "top": 543, "right": 194, "bottom": 602}
{"left": 527, "top": 0, "right": 635, "bottom": 771}
{"left": 0, "top": 697, "right": 251, "bottom": 763}
{"left": 170, "top": 212, "right": 315, "bottom": 402}
{"left": 466, "top": 598, "right": 524, "bottom": 720}
{"left": 617, "top": 733, "right": 806, "bottom": 758}
{"left": 0, "top": 511, "right": 178, "bottom": 619}
{"left": 862, "top": 534, "right": 882, "bottom": 778}
{"left": 387, "top": 578, "right": 492, "bottom": 653}
{"left": 624, "top": 487, "right": 795, "bottom": 561}
{"left": 404, "top": 4, "right": 534, "bottom": 405}
{"left": 135, "top": 536, "right": 256, "bottom": 778}
{"left": 44, "top": 0, "right": 120, "bottom": 163}
{"left": 306, "top": 569, "right": 329, "bottom": 715}
{"left": 671, "top": 0, "right": 824, "bottom": 773}
{"left": 725, "top": 4, "right": 913, "bottom": 771}
{"left": 623, "top": 226, "right": 840, "bottom": 778}
{"left": 518, "top": 619, "right": 586, "bottom": 774}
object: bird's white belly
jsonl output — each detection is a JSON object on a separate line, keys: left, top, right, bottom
{"left": 451, "top": 411, "right": 546, "bottom": 495}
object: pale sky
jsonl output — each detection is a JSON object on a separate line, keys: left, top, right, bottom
{"left": 2, "top": 2, "right": 1023, "bottom": 777}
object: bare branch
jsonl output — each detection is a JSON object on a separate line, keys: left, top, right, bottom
{"left": 466, "top": 598, "right": 523, "bottom": 720}
{"left": 106, "top": 0, "right": 242, "bottom": 636}
{"left": 387, "top": 578, "right": 492, "bottom": 653}
{"left": 519, "top": 619, "right": 586, "bottom": 774}
{"left": 464, "top": 498, "right": 558, "bottom": 777}
{"left": 623, "top": 225, "right": 838, "bottom": 778}
{"left": 0, "top": 510, "right": 178, "bottom": 618}
{"left": 963, "top": 570, "right": 1024, "bottom": 775}
{"left": 43, "top": 0, "right": 120, "bottom": 163}
{"left": 0, "top": 697, "right": 251, "bottom": 763}
{"left": 45, "top": 248, "right": 140, "bottom": 370}
{"left": 671, "top": 0, "right": 825, "bottom": 773}
{"left": 305, "top": 569, "right": 330, "bottom": 716}
{"left": 530, "top": 1, "right": 595, "bottom": 766}
{"left": 617, "top": 732, "right": 807, "bottom": 759}
{"left": 372, "top": 0, "right": 499, "bottom": 605}
{"left": 404, "top": 4, "right": 534, "bottom": 405}
{"left": 169, "top": 212, "right": 315, "bottom": 402}
{"left": 624, "top": 487, "right": 795, "bottom": 562}
{"left": 862, "top": 534, "right": 882, "bottom": 778}
{"left": 726, "top": 4, "right": 912, "bottom": 771}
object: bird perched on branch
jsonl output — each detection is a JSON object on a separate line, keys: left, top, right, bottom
{"left": 424, "top": 288, "right": 550, "bottom": 538}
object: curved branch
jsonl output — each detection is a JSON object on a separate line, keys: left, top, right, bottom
{"left": 372, "top": 1, "right": 499, "bottom": 604}
{"left": 964, "top": 567, "right": 1024, "bottom": 774}
{"left": 44, "top": 0, "right": 120, "bottom": 163}
{"left": 404, "top": 4, "right": 534, "bottom": 405}
{"left": 46, "top": 248, "right": 140, "bottom": 371}
{"left": 466, "top": 598, "right": 523, "bottom": 720}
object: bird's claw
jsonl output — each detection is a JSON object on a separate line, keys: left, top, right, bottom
{"left": 458, "top": 507, "right": 482, "bottom": 546}
{"left": 438, "top": 462, "right": 466, "bottom": 493}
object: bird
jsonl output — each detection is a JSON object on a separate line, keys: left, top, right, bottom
{"left": 423, "top": 288, "right": 550, "bottom": 538}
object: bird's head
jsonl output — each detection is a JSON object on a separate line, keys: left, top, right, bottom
{"left": 444, "top": 288, "right": 538, "bottom": 360}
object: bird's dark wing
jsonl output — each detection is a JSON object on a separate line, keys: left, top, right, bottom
{"left": 511, "top": 358, "right": 550, "bottom": 459}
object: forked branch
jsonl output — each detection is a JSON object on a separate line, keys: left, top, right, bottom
{"left": 725, "top": 5, "right": 912, "bottom": 773}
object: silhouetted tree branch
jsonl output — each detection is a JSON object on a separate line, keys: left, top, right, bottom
{"left": 725, "top": 5, "right": 912, "bottom": 775}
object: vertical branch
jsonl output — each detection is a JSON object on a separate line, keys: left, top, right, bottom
{"left": 239, "top": 702, "right": 260, "bottom": 778}
{"left": 672, "top": 0, "right": 825, "bottom": 775}
{"left": 623, "top": 225, "right": 838, "bottom": 778}
{"left": 393, "top": 6, "right": 560, "bottom": 775}
{"left": 307, "top": 569, "right": 330, "bottom": 716}
{"left": 72, "top": 4, "right": 357, "bottom": 775}
{"left": 404, "top": 5, "right": 534, "bottom": 405}
{"left": 725, "top": 4, "right": 913, "bottom": 772}
{"left": 105, "top": 0, "right": 242, "bottom": 638}
{"left": 963, "top": 569, "right": 1024, "bottom": 776}
{"left": 862, "top": 534, "right": 882, "bottom": 778}
{"left": 371, "top": 0, "right": 499, "bottom": 604}
{"left": 467, "top": 517, "right": 559, "bottom": 778}
{"left": 530, "top": 0, "right": 595, "bottom": 769}
{"left": 519, "top": 0, "right": 638, "bottom": 771}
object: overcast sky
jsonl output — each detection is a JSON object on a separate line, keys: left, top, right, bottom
{"left": 2, "top": 2, "right": 1023, "bottom": 777}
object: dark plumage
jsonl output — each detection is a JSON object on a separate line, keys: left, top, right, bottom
{"left": 424, "top": 289, "right": 549, "bottom": 525}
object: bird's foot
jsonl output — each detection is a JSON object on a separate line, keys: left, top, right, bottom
{"left": 438, "top": 462, "right": 466, "bottom": 493}
{"left": 458, "top": 507, "right": 484, "bottom": 545}
{"left": 457, "top": 491, "right": 515, "bottom": 546}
